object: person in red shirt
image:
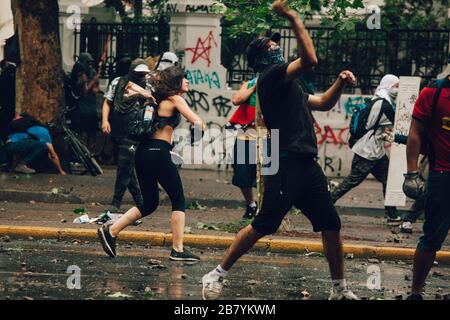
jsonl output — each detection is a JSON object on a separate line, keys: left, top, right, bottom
{"left": 403, "top": 75, "right": 450, "bottom": 300}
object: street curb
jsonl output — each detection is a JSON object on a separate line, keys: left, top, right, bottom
{"left": 0, "top": 190, "right": 83, "bottom": 204}
{"left": 1, "top": 225, "right": 450, "bottom": 263}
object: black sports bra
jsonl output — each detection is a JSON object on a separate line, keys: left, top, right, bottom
{"left": 155, "top": 110, "right": 181, "bottom": 130}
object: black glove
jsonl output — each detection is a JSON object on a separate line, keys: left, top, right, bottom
{"left": 403, "top": 172, "right": 425, "bottom": 200}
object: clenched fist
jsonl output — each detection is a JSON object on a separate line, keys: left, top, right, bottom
{"left": 338, "top": 70, "right": 357, "bottom": 86}
{"left": 271, "top": 0, "right": 295, "bottom": 19}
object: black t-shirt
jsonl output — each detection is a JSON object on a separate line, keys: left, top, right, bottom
{"left": 258, "top": 63, "right": 317, "bottom": 156}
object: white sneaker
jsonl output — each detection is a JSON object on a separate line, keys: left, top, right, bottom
{"left": 328, "top": 288, "right": 360, "bottom": 300}
{"left": 202, "top": 271, "right": 224, "bottom": 300}
{"left": 400, "top": 221, "right": 413, "bottom": 234}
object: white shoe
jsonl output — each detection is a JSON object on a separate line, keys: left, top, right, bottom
{"left": 328, "top": 288, "right": 360, "bottom": 300}
{"left": 400, "top": 221, "right": 413, "bottom": 234}
{"left": 202, "top": 271, "right": 224, "bottom": 300}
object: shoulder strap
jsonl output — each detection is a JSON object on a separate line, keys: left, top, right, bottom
{"left": 368, "top": 98, "right": 388, "bottom": 137}
{"left": 432, "top": 78, "right": 445, "bottom": 115}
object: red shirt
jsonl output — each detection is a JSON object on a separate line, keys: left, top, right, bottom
{"left": 412, "top": 79, "right": 450, "bottom": 171}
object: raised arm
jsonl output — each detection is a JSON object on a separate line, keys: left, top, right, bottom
{"left": 125, "top": 81, "right": 155, "bottom": 102}
{"left": 171, "top": 95, "right": 206, "bottom": 131}
{"left": 308, "top": 70, "right": 356, "bottom": 112}
{"left": 272, "top": 0, "right": 318, "bottom": 82}
{"left": 232, "top": 81, "right": 256, "bottom": 106}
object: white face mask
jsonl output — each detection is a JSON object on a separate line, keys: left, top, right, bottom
{"left": 389, "top": 88, "right": 398, "bottom": 101}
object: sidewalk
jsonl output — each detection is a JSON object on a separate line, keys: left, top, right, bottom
{"left": 0, "top": 201, "right": 448, "bottom": 260}
{"left": 0, "top": 167, "right": 414, "bottom": 215}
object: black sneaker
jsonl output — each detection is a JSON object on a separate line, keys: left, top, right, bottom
{"left": 169, "top": 248, "right": 200, "bottom": 261}
{"left": 243, "top": 204, "right": 257, "bottom": 219}
{"left": 386, "top": 207, "right": 402, "bottom": 225}
{"left": 97, "top": 225, "right": 117, "bottom": 258}
{"left": 406, "top": 293, "right": 423, "bottom": 300}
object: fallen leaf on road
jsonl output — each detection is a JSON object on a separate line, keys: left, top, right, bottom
{"left": 187, "top": 201, "right": 207, "bottom": 210}
{"left": 73, "top": 208, "right": 87, "bottom": 215}
{"left": 107, "top": 292, "right": 132, "bottom": 299}
{"left": 196, "top": 222, "right": 220, "bottom": 231}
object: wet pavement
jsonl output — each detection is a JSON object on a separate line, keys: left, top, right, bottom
{"left": 1, "top": 239, "right": 450, "bottom": 300}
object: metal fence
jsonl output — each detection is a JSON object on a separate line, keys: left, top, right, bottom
{"left": 74, "top": 20, "right": 170, "bottom": 80}
{"left": 222, "top": 27, "right": 450, "bottom": 93}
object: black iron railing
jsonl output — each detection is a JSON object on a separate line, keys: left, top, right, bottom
{"left": 74, "top": 20, "right": 170, "bottom": 80}
{"left": 222, "top": 27, "right": 450, "bottom": 93}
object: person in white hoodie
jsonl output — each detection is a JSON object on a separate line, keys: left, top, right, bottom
{"left": 330, "top": 74, "right": 401, "bottom": 224}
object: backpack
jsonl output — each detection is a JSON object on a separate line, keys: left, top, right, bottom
{"left": 348, "top": 97, "right": 389, "bottom": 148}
{"left": 127, "top": 104, "right": 159, "bottom": 141}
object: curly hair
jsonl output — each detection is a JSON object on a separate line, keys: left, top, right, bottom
{"left": 152, "top": 66, "right": 184, "bottom": 103}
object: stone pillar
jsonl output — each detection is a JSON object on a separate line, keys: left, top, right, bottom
{"left": 167, "top": 0, "right": 237, "bottom": 167}
{"left": 59, "top": 0, "right": 91, "bottom": 73}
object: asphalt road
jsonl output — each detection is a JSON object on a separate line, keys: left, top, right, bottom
{"left": 1, "top": 238, "right": 450, "bottom": 300}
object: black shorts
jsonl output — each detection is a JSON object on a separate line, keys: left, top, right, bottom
{"left": 252, "top": 155, "right": 341, "bottom": 235}
{"left": 232, "top": 139, "right": 257, "bottom": 189}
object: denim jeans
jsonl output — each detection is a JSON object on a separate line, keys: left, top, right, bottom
{"left": 418, "top": 170, "right": 450, "bottom": 252}
{"left": 5, "top": 139, "right": 48, "bottom": 167}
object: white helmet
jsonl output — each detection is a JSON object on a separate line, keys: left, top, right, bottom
{"left": 156, "top": 52, "right": 179, "bottom": 71}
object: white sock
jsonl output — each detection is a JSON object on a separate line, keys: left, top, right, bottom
{"left": 212, "top": 265, "right": 228, "bottom": 278}
{"left": 332, "top": 279, "right": 347, "bottom": 292}
{"left": 248, "top": 202, "right": 257, "bottom": 208}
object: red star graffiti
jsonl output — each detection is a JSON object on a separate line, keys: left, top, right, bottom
{"left": 185, "top": 31, "right": 218, "bottom": 67}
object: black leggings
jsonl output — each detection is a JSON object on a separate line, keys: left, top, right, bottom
{"left": 135, "top": 139, "right": 186, "bottom": 217}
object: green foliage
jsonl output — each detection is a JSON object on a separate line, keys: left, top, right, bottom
{"left": 381, "top": 0, "right": 449, "bottom": 29}
{"left": 217, "top": 0, "right": 365, "bottom": 39}
{"left": 105, "top": 0, "right": 170, "bottom": 23}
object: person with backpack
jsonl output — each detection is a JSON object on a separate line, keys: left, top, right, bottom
{"left": 329, "top": 74, "right": 401, "bottom": 224}
{"left": 98, "top": 66, "right": 206, "bottom": 262}
{"left": 101, "top": 59, "right": 150, "bottom": 213}
{"left": 403, "top": 75, "right": 450, "bottom": 300}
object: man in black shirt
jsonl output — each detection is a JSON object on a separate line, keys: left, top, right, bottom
{"left": 202, "top": 0, "right": 358, "bottom": 300}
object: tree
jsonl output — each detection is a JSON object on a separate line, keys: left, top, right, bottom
{"left": 381, "top": 0, "right": 449, "bottom": 29}
{"left": 105, "top": 0, "right": 169, "bottom": 22}
{"left": 11, "top": 0, "right": 65, "bottom": 124}
{"left": 217, "top": 0, "right": 366, "bottom": 38}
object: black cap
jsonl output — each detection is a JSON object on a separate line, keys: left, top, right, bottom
{"left": 246, "top": 32, "right": 281, "bottom": 69}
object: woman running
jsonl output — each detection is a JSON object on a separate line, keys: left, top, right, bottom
{"left": 98, "top": 66, "right": 205, "bottom": 261}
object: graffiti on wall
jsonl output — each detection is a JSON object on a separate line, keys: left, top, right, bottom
{"left": 185, "top": 31, "right": 217, "bottom": 67}
{"left": 185, "top": 90, "right": 232, "bottom": 118}
{"left": 185, "top": 69, "right": 221, "bottom": 89}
